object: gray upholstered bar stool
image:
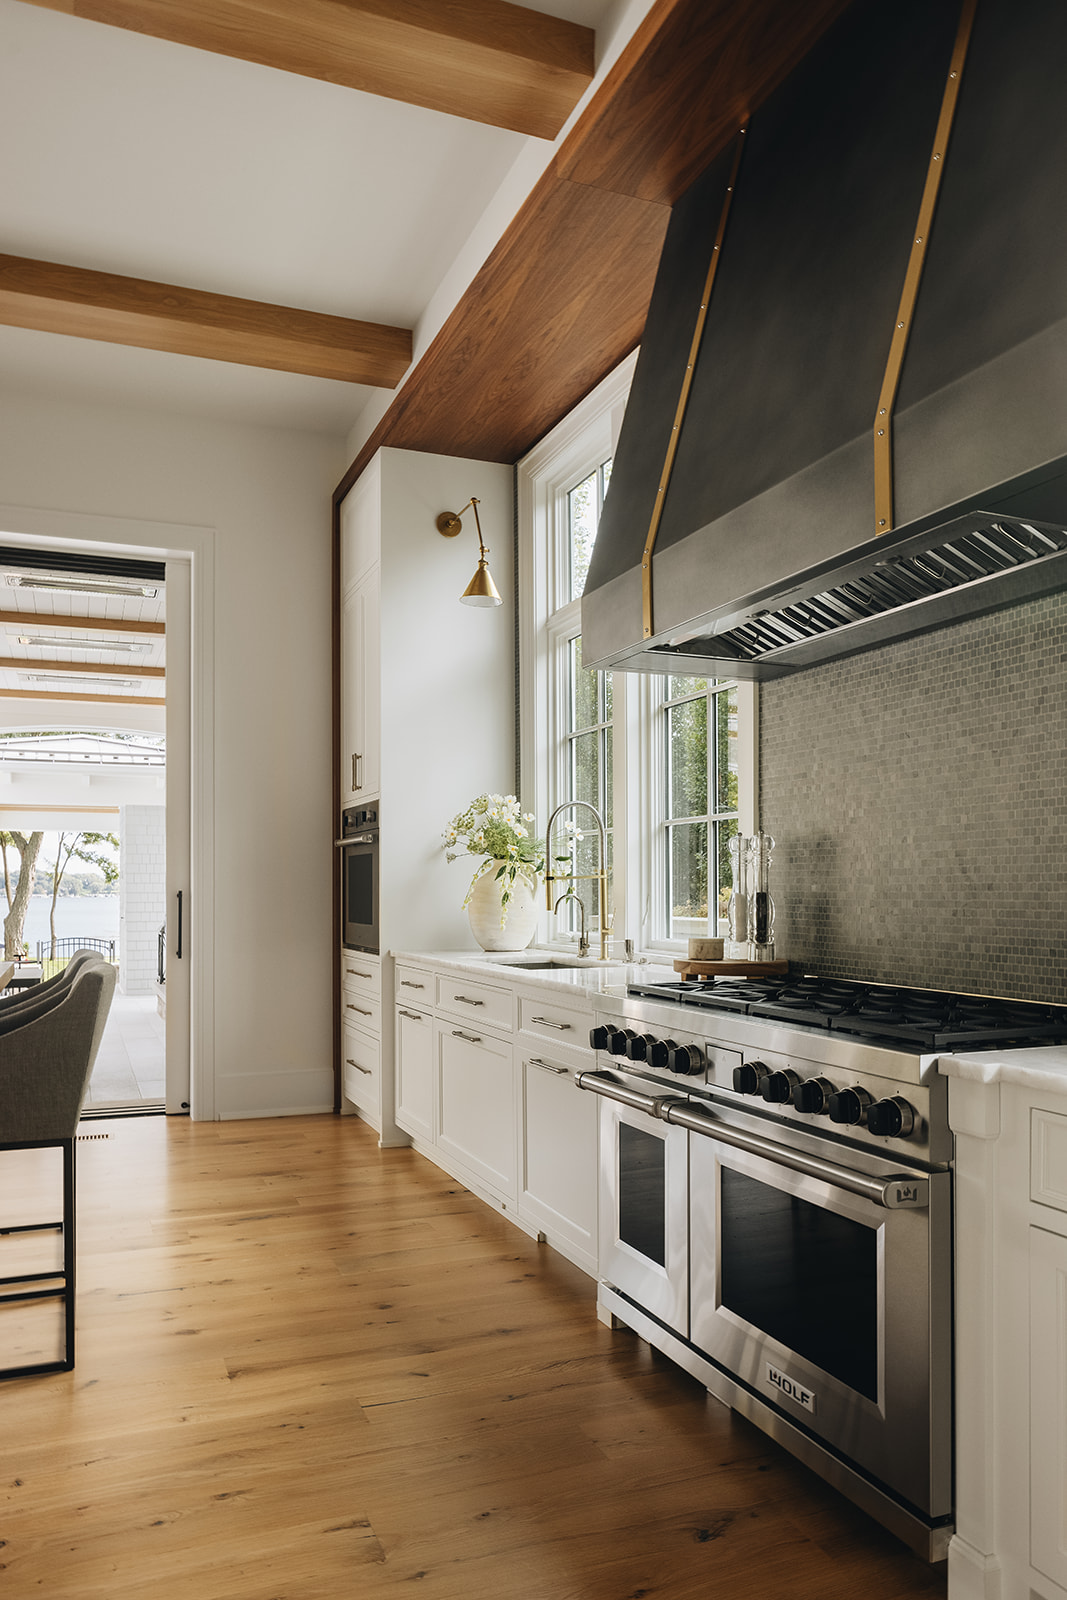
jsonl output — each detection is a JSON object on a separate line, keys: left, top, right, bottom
{"left": 0, "top": 959, "right": 116, "bottom": 1378}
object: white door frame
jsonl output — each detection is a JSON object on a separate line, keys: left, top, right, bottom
{"left": 0, "top": 502, "right": 216, "bottom": 1119}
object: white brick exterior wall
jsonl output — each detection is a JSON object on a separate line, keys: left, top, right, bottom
{"left": 119, "top": 804, "right": 165, "bottom": 995}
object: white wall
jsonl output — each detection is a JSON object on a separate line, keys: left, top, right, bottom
{"left": 119, "top": 803, "right": 165, "bottom": 994}
{"left": 0, "top": 388, "right": 346, "bottom": 1117}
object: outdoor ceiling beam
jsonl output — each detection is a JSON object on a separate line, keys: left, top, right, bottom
{"left": 0, "top": 255, "right": 413, "bottom": 386}
{"left": 0, "top": 657, "right": 165, "bottom": 678}
{"left": 16, "top": 0, "right": 594, "bottom": 139}
{"left": 0, "top": 611, "right": 165, "bottom": 636}
{"left": 0, "top": 688, "right": 163, "bottom": 705}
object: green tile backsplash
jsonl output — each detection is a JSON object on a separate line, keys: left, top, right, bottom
{"left": 759, "top": 590, "right": 1067, "bottom": 1002}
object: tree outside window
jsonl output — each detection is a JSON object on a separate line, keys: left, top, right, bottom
{"left": 662, "top": 676, "right": 739, "bottom": 941}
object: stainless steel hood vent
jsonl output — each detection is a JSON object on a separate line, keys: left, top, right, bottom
{"left": 655, "top": 512, "right": 1067, "bottom": 677}
{"left": 581, "top": 0, "right": 1067, "bottom": 678}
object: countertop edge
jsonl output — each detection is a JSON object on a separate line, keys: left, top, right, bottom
{"left": 938, "top": 1045, "right": 1067, "bottom": 1093}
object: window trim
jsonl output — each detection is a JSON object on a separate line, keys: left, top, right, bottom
{"left": 518, "top": 353, "right": 636, "bottom": 950}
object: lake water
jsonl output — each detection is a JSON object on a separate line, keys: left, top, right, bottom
{"left": 11, "top": 895, "right": 120, "bottom": 955}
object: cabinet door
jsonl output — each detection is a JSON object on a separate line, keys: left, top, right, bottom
{"left": 1031, "top": 1225, "right": 1067, "bottom": 1588}
{"left": 436, "top": 1023, "right": 515, "bottom": 1200}
{"left": 395, "top": 1005, "right": 433, "bottom": 1143}
{"left": 520, "top": 1052, "right": 597, "bottom": 1272}
{"left": 340, "top": 568, "right": 381, "bottom": 804}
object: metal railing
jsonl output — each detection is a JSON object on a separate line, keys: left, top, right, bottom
{"left": 36, "top": 936, "right": 117, "bottom": 981}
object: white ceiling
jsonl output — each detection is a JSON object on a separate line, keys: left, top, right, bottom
{"left": 0, "top": 0, "right": 625, "bottom": 437}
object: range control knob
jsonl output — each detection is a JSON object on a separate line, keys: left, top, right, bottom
{"left": 732, "top": 1060, "right": 771, "bottom": 1096}
{"left": 608, "top": 1029, "right": 637, "bottom": 1057}
{"left": 866, "top": 1096, "right": 917, "bottom": 1139}
{"left": 792, "top": 1076, "right": 836, "bottom": 1114}
{"left": 648, "top": 1038, "right": 676, "bottom": 1070}
{"left": 625, "top": 1033, "right": 657, "bottom": 1062}
{"left": 589, "top": 1024, "right": 616, "bottom": 1052}
{"left": 761, "top": 1068, "right": 800, "bottom": 1104}
{"left": 667, "top": 1042, "right": 705, "bottom": 1076}
{"left": 827, "top": 1086, "right": 874, "bottom": 1126}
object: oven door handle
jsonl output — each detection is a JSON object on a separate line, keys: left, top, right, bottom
{"left": 662, "top": 1101, "right": 929, "bottom": 1210}
{"left": 575, "top": 1070, "right": 686, "bottom": 1121}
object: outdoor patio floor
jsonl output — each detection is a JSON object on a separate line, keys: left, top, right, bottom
{"left": 85, "top": 991, "right": 165, "bottom": 1107}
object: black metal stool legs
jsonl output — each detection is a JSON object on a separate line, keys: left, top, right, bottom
{"left": 0, "top": 1136, "right": 76, "bottom": 1379}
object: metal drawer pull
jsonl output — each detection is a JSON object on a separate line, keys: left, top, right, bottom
{"left": 346, "top": 1004, "right": 373, "bottom": 1016}
{"left": 400, "top": 979, "right": 425, "bottom": 989}
{"left": 663, "top": 1102, "right": 929, "bottom": 1211}
{"left": 528, "top": 1058, "right": 568, "bottom": 1076}
{"left": 346, "top": 1058, "right": 372, "bottom": 1075}
{"left": 531, "top": 1016, "right": 571, "bottom": 1030}
{"left": 452, "top": 1030, "right": 482, "bottom": 1044}
{"left": 575, "top": 1070, "right": 674, "bottom": 1118}
{"left": 347, "top": 969, "right": 373, "bottom": 979}
{"left": 452, "top": 994, "right": 484, "bottom": 1007}
{"left": 398, "top": 1009, "right": 424, "bottom": 1021}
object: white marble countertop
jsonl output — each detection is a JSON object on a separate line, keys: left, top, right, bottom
{"left": 938, "top": 1044, "right": 1067, "bottom": 1094}
{"left": 390, "top": 948, "right": 676, "bottom": 998}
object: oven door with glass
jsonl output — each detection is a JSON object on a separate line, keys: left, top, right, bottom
{"left": 340, "top": 807, "right": 379, "bottom": 953}
{"left": 593, "top": 1072, "right": 689, "bottom": 1338}
{"left": 686, "top": 1106, "right": 952, "bottom": 1520}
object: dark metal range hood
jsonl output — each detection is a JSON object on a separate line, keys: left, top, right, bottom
{"left": 581, "top": 0, "right": 1067, "bottom": 678}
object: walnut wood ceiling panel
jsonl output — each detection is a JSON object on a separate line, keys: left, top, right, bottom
{"left": 17, "top": 0, "right": 594, "bottom": 138}
{"left": 557, "top": 0, "right": 853, "bottom": 204}
{"left": 337, "top": 0, "right": 853, "bottom": 494}
{"left": 0, "top": 255, "right": 413, "bottom": 386}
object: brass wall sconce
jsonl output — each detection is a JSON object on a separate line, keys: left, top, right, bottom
{"left": 436, "top": 496, "right": 502, "bottom": 607}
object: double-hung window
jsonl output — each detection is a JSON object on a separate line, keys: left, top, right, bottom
{"left": 519, "top": 353, "right": 756, "bottom": 956}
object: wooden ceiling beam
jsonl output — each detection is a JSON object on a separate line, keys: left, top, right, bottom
{"left": 0, "top": 608, "right": 165, "bottom": 633}
{"left": 0, "top": 611, "right": 165, "bottom": 636}
{"left": 0, "top": 657, "right": 165, "bottom": 677}
{"left": 0, "top": 255, "right": 413, "bottom": 386}
{"left": 0, "top": 688, "right": 163, "bottom": 705}
{"left": 18, "top": 0, "right": 594, "bottom": 139}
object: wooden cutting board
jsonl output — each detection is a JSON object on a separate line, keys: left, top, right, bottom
{"left": 673, "top": 958, "right": 789, "bottom": 979}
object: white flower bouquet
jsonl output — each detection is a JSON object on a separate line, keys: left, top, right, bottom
{"left": 443, "top": 793, "right": 545, "bottom": 916}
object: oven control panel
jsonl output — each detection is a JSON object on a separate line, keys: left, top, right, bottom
{"left": 590, "top": 1017, "right": 942, "bottom": 1162}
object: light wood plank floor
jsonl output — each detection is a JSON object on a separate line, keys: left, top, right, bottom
{"left": 0, "top": 1115, "right": 948, "bottom": 1600}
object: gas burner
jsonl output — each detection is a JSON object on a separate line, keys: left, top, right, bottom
{"left": 626, "top": 972, "right": 1067, "bottom": 1051}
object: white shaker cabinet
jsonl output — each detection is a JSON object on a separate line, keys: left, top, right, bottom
{"left": 395, "top": 1000, "right": 434, "bottom": 1144}
{"left": 436, "top": 1021, "right": 517, "bottom": 1203}
{"left": 519, "top": 1048, "right": 597, "bottom": 1275}
{"left": 340, "top": 567, "right": 380, "bottom": 804}
{"left": 945, "top": 1051, "right": 1067, "bottom": 1600}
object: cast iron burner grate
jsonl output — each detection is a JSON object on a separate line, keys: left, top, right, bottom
{"left": 627, "top": 975, "right": 1067, "bottom": 1051}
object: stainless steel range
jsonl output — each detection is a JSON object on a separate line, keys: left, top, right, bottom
{"left": 578, "top": 974, "right": 1067, "bottom": 1561}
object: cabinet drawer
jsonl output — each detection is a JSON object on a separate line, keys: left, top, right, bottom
{"left": 435, "top": 973, "right": 513, "bottom": 1033}
{"left": 395, "top": 964, "right": 433, "bottom": 1004}
{"left": 518, "top": 995, "right": 592, "bottom": 1052}
{"left": 343, "top": 1021, "right": 380, "bottom": 1115}
{"left": 342, "top": 992, "right": 381, "bottom": 1034}
{"left": 341, "top": 953, "right": 380, "bottom": 1002}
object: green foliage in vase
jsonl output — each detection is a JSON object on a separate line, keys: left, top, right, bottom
{"left": 443, "top": 794, "right": 545, "bottom": 913}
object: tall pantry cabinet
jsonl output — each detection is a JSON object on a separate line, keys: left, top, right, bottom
{"left": 337, "top": 447, "right": 515, "bottom": 1143}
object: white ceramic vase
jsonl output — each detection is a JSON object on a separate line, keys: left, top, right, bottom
{"left": 467, "top": 869, "right": 538, "bottom": 953}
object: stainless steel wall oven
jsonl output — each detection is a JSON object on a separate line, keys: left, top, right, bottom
{"left": 339, "top": 805, "right": 379, "bottom": 953}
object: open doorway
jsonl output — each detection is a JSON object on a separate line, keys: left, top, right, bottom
{"left": 0, "top": 545, "right": 176, "bottom": 1113}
